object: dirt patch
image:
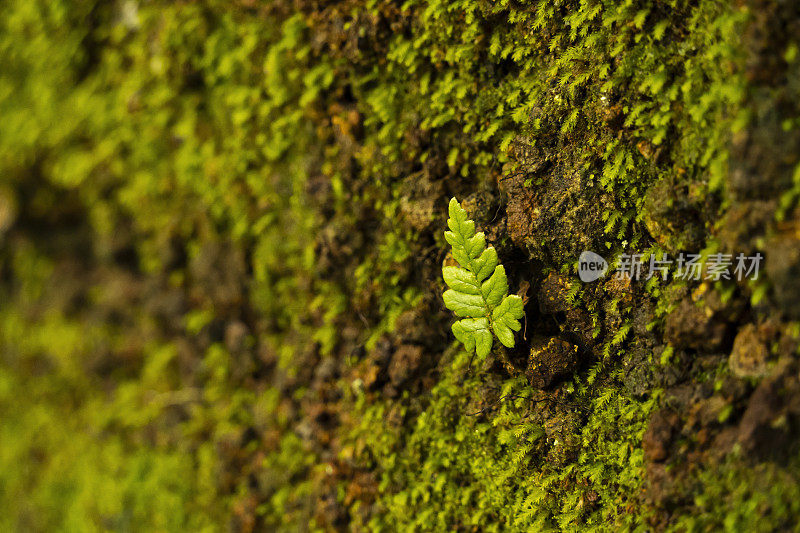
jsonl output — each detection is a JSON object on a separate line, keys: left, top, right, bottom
{"left": 526, "top": 335, "right": 580, "bottom": 389}
{"left": 500, "top": 138, "right": 615, "bottom": 265}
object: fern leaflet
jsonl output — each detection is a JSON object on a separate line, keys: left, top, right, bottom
{"left": 443, "top": 197, "right": 525, "bottom": 358}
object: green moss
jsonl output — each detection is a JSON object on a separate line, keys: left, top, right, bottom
{"left": 1, "top": 0, "right": 799, "bottom": 530}
{"left": 676, "top": 452, "right": 800, "bottom": 531}
{"left": 344, "top": 349, "right": 656, "bottom": 530}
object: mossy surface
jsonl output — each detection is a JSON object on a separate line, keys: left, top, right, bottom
{"left": 2, "top": 0, "right": 800, "bottom": 531}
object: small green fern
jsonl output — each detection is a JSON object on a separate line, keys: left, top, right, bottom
{"left": 443, "top": 197, "right": 525, "bottom": 358}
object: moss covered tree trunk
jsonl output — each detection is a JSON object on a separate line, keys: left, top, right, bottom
{"left": 2, "top": 0, "right": 800, "bottom": 530}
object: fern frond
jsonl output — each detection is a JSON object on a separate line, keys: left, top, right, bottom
{"left": 443, "top": 198, "right": 525, "bottom": 358}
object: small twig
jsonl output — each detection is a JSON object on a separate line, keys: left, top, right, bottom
{"left": 523, "top": 313, "right": 528, "bottom": 341}
{"left": 489, "top": 202, "right": 504, "bottom": 223}
{"left": 497, "top": 170, "right": 528, "bottom": 185}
